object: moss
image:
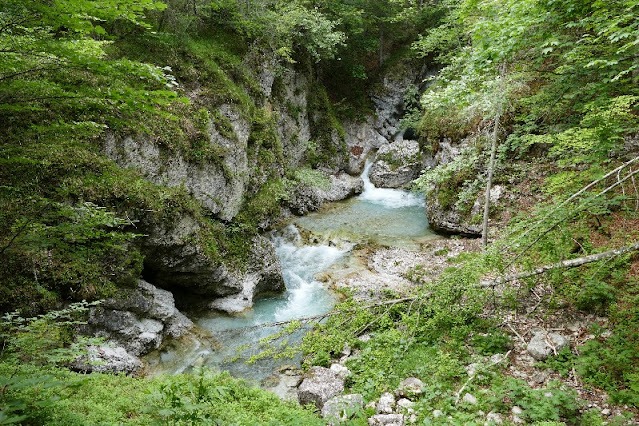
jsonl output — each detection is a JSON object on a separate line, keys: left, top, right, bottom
{"left": 307, "top": 85, "right": 348, "bottom": 168}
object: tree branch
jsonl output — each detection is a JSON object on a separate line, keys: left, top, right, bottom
{"left": 483, "top": 240, "right": 639, "bottom": 287}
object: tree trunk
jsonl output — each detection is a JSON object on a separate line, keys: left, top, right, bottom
{"left": 379, "top": 31, "right": 384, "bottom": 67}
{"left": 481, "top": 115, "right": 500, "bottom": 248}
{"left": 482, "top": 64, "right": 506, "bottom": 249}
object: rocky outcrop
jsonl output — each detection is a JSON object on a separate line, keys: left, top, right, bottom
{"left": 426, "top": 184, "right": 504, "bottom": 237}
{"left": 208, "top": 236, "right": 285, "bottom": 313}
{"left": 78, "top": 280, "right": 193, "bottom": 374}
{"left": 142, "top": 217, "right": 285, "bottom": 307}
{"left": 369, "top": 139, "right": 425, "bottom": 188}
{"left": 286, "top": 172, "right": 364, "bottom": 216}
{"left": 344, "top": 62, "right": 432, "bottom": 175}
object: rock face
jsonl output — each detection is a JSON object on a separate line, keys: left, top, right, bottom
{"left": 344, "top": 62, "right": 432, "bottom": 175}
{"left": 527, "top": 331, "right": 570, "bottom": 361}
{"left": 79, "top": 280, "right": 193, "bottom": 374}
{"left": 207, "top": 236, "right": 285, "bottom": 313}
{"left": 370, "top": 140, "right": 425, "bottom": 188}
{"left": 143, "top": 228, "right": 285, "bottom": 311}
{"left": 104, "top": 104, "right": 250, "bottom": 222}
{"left": 297, "top": 366, "right": 345, "bottom": 410}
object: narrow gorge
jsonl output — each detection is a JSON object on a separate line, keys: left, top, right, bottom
{"left": 2, "top": 0, "right": 638, "bottom": 424}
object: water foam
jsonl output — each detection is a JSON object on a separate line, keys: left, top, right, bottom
{"left": 357, "top": 159, "right": 425, "bottom": 208}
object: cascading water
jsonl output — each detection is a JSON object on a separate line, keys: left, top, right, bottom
{"left": 358, "top": 158, "right": 425, "bottom": 209}
{"left": 296, "top": 157, "right": 433, "bottom": 247}
{"left": 146, "top": 225, "right": 350, "bottom": 381}
{"left": 146, "top": 155, "right": 434, "bottom": 381}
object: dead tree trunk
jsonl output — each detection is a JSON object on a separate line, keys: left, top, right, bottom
{"left": 482, "top": 63, "right": 506, "bottom": 249}
{"left": 482, "top": 114, "right": 500, "bottom": 248}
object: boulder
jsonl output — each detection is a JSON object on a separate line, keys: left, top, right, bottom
{"left": 330, "top": 363, "right": 351, "bottom": 380}
{"left": 395, "top": 377, "right": 423, "bottom": 398}
{"left": 82, "top": 279, "right": 194, "bottom": 374}
{"left": 89, "top": 309, "right": 164, "bottom": 356}
{"left": 368, "top": 414, "right": 405, "bottom": 426}
{"left": 369, "top": 140, "right": 424, "bottom": 188}
{"left": 526, "top": 331, "right": 569, "bottom": 361}
{"left": 321, "top": 394, "right": 364, "bottom": 422}
{"left": 73, "top": 345, "right": 143, "bottom": 375}
{"left": 298, "top": 366, "right": 345, "bottom": 410}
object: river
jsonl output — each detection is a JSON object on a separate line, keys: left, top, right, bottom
{"left": 145, "top": 159, "right": 433, "bottom": 382}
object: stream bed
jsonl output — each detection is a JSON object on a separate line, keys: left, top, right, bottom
{"left": 145, "top": 161, "right": 435, "bottom": 383}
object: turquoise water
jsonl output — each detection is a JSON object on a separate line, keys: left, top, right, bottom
{"left": 146, "top": 159, "right": 433, "bottom": 382}
{"left": 296, "top": 160, "right": 434, "bottom": 248}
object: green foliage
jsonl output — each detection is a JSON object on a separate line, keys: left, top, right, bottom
{"left": 0, "top": 303, "right": 101, "bottom": 424}
{"left": 0, "top": 305, "right": 322, "bottom": 424}
{"left": 488, "top": 378, "right": 580, "bottom": 423}
{"left": 577, "top": 294, "right": 639, "bottom": 406}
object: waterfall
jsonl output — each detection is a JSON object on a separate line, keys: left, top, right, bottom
{"left": 357, "top": 157, "right": 425, "bottom": 208}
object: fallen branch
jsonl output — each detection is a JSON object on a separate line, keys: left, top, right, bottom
{"left": 455, "top": 350, "right": 512, "bottom": 404}
{"left": 504, "top": 156, "right": 639, "bottom": 244}
{"left": 222, "top": 297, "right": 415, "bottom": 332}
{"left": 482, "top": 241, "right": 639, "bottom": 287}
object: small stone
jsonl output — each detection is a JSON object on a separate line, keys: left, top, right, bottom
{"left": 321, "top": 394, "right": 364, "bottom": 422}
{"left": 341, "top": 343, "right": 352, "bottom": 357}
{"left": 526, "top": 331, "right": 569, "bottom": 361}
{"left": 490, "top": 353, "right": 505, "bottom": 364}
{"left": 486, "top": 411, "right": 503, "bottom": 424}
{"left": 544, "top": 391, "right": 553, "bottom": 398}
{"left": 432, "top": 410, "right": 444, "bottom": 418}
{"left": 601, "top": 408, "right": 611, "bottom": 416}
{"left": 531, "top": 370, "right": 551, "bottom": 384}
{"left": 513, "top": 415, "right": 524, "bottom": 424}
{"left": 368, "top": 414, "right": 404, "bottom": 426}
{"left": 462, "top": 393, "right": 478, "bottom": 405}
{"left": 376, "top": 392, "right": 396, "bottom": 414}
{"left": 511, "top": 406, "right": 523, "bottom": 415}
{"left": 330, "top": 363, "right": 351, "bottom": 379}
{"left": 466, "top": 363, "right": 480, "bottom": 376}
{"left": 396, "top": 398, "right": 415, "bottom": 413}
{"left": 359, "top": 334, "right": 372, "bottom": 343}
{"left": 395, "top": 377, "right": 423, "bottom": 398}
